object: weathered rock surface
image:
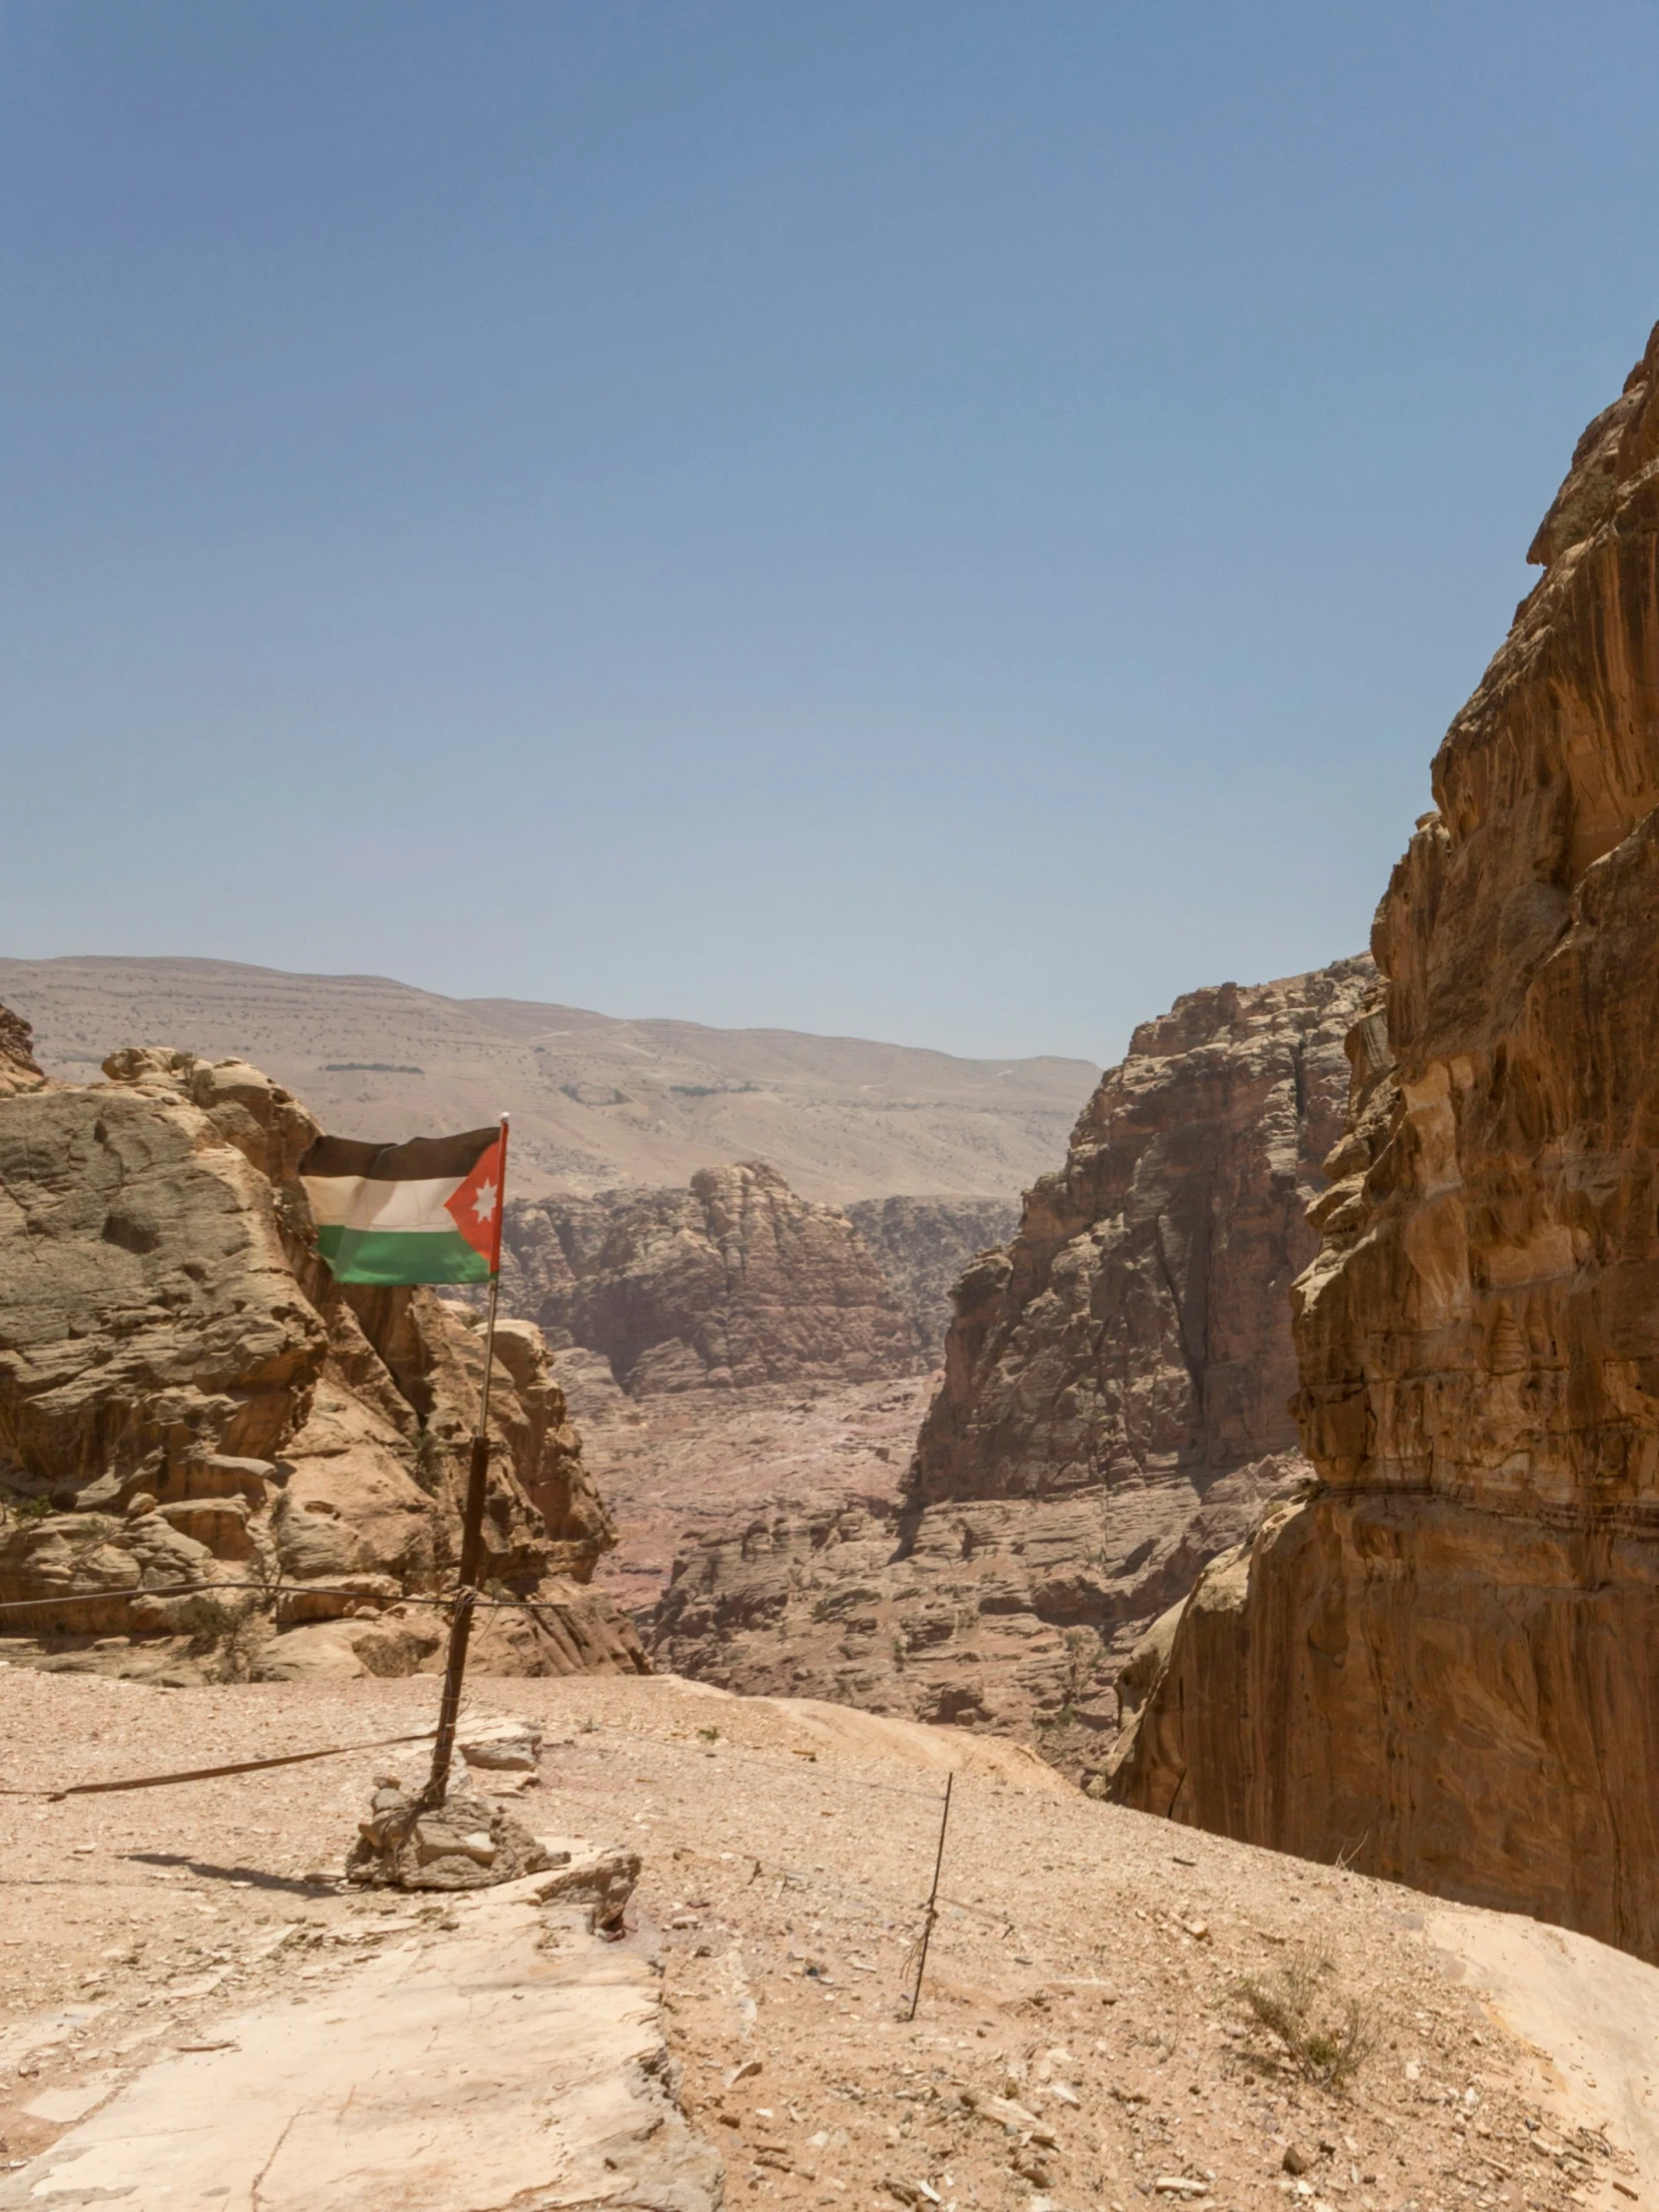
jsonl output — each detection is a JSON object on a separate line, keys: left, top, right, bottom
{"left": 1109, "top": 319, "right": 1659, "bottom": 1964}
{"left": 0, "top": 1001, "right": 45, "bottom": 1099}
{"left": 501, "top": 1160, "right": 924, "bottom": 1393}
{"left": 0, "top": 1842, "right": 719, "bottom": 2212}
{"left": 845, "top": 1193, "right": 1018, "bottom": 1356}
{"left": 652, "top": 961, "right": 1370, "bottom": 1777}
{"left": 0, "top": 1045, "right": 644, "bottom": 1680}
{"left": 580, "top": 1375, "right": 933, "bottom": 1620}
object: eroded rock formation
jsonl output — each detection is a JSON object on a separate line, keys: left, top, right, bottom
{"left": 1109, "top": 321, "right": 1659, "bottom": 1963}
{"left": 845, "top": 1195, "right": 1018, "bottom": 1357}
{"left": 651, "top": 961, "right": 1370, "bottom": 1777}
{"left": 0, "top": 1039, "right": 643, "bottom": 1681}
{"left": 0, "top": 1001, "right": 45, "bottom": 1099}
{"left": 500, "top": 1162, "right": 923, "bottom": 1393}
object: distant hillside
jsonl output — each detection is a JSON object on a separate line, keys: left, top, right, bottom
{"left": 0, "top": 956, "right": 1097, "bottom": 1204}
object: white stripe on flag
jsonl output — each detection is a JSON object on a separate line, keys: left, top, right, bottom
{"left": 301, "top": 1174, "right": 462, "bottom": 1233}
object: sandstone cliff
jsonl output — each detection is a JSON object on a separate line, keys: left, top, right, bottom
{"left": 651, "top": 960, "right": 1370, "bottom": 1777}
{"left": 0, "top": 1038, "right": 643, "bottom": 1682}
{"left": 845, "top": 1195, "right": 1018, "bottom": 1356}
{"left": 500, "top": 1162, "right": 923, "bottom": 1393}
{"left": 1108, "top": 321, "right": 1659, "bottom": 1963}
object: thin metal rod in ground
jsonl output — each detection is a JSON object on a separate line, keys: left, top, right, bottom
{"left": 906, "top": 1771, "right": 953, "bottom": 2021}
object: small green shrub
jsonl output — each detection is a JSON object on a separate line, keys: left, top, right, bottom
{"left": 412, "top": 1428, "right": 447, "bottom": 1495}
{"left": 179, "top": 1592, "right": 271, "bottom": 1684}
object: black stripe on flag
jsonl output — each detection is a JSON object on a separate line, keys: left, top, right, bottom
{"left": 298, "top": 1128, "right": 500, "bottom": 1183}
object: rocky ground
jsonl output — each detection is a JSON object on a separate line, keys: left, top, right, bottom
{"left": 0, "top": 1665, "right": 1646, "bottom": 2210}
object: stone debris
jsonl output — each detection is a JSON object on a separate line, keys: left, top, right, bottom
{"left": 456, "top": 1714, "right": 543, "bottom": 1770}
{"left": 346, "top": 1778, "right": 554, "bottom": 1892}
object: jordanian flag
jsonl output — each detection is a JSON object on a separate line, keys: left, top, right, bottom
{"left": 298, "top": 1124, "right": 507, "bottom": 1286}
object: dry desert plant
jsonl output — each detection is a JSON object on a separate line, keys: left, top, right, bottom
{"left": 178, "top": 1590, "right": 272, "bottom": 1684}
{"left": 1236, "top": 1953, "right": 1375, "bottom": 2090}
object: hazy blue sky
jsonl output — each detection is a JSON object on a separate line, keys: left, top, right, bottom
{"left": 4, "top": 3, "right": 1657, "bottom": 1062}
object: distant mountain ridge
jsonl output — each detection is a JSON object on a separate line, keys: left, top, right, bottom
{"left": 0, "top": 955, "right": 1097, "bottom": 1205}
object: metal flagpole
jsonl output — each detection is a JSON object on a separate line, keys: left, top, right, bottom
{"left": 906, "top": 1770, "right": 953, "bottom": 2020}
{"left": 418, "top": 1113, "right": 509, "bottom": 1811}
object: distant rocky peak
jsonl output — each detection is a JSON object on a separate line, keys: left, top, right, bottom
{"left": 501, "top": 1163, "right": 925, "bottom": 1394}
{"left": 1124, "top": 956, "right": 1375, "bottom": 1063}
{"left": 1527, "top": 317, "right": 1659, "bottom": 570}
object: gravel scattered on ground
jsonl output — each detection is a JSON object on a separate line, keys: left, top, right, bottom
{"left": 0, "top": 1665, "right": 1642, "bottom": 2210}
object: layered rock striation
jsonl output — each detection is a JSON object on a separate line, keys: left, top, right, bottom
{"left": 500, "top": 1162, "right": 924, "bottom": 1394}
{"left": 652, "top": 960, "right": 1370, "bottom": 1775}
{"left": 0, "top": 1033, "right": 643, "bottom": 1681}
{"left": 1109, "top": 321, "right": 1659, "bottom": 1962}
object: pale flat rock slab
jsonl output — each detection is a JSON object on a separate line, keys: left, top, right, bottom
{"left": 21, "top": 2083, "right": 113, "bottom": 2126}
{"left": 1429, "top": 1905, "right": 1659, "bottom": 2186}
{"left": 0, "top": 2006, "right": 108, "bottom": 2071}
{"left": 1, "top": 1879, "right": 720, "bottom": 2212}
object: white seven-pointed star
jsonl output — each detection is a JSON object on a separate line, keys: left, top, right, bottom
{"left": 471, "top": 1179, "right": 498, "bottom": 1223}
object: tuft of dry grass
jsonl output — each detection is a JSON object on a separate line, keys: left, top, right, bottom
{"left": 1237, "top": 1954, "right": 1376, "bottom": 2090}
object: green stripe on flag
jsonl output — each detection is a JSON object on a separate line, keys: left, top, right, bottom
{"left": 315, "top": 1224, "right": 492, "bottom": 1286}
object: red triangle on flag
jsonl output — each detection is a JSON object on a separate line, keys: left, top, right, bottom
{"left": 445, "top": 1137, "right": 504, "bottom": 1266}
